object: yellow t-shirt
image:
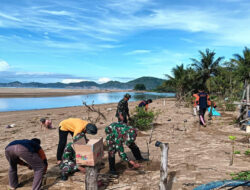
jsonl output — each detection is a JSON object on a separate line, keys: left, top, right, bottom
{"left": 59, "top": 118, "right": 88, "bottom": 137}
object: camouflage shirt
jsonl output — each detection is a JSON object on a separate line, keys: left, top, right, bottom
{"left": 59, "top": 142, "right": 78, "bottom": 175}
{"left": 116, "top": 99, "right": 129, "bottom": 118}
{"left": 105, "top": 122, "right": 137, "bottom": 162}
{"left": 59, "top": 133, "right": 87, "bottom": 176}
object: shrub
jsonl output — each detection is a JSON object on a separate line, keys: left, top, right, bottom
{"left": 234, "top": 150, "right": 240, "bottom": 154}
{"left": 244, "top": 150, "right": 250, "bottom": 155}
{"left": 225, "top": 103, "right": 236, "bottom": 111}
{"left": 230, "top": 171, "right": 250, "bottom": 180}
{"left": 129, "top": 107, "right": 157, "bottom": 131}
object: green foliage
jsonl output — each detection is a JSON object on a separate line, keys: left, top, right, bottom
{"left": 229, "top": 136, "right": 236, "bottom": 141}
{"left": 157, "top": 47, "right": 249, "bottom": 100}
{"left": 234, "top": 150, "right": 240, "bottom": 154}
{"left": 225, "top": 103, "right": 236, "bottom": 111}
{"left": 230, "top": 171, "right": 250, "bottom": 180}
{"left": 244, "top": 150, "right": 250, "bottom": 155}
{"left": 130, "top": 107, "right": 157, "bottom": 131}
{"left": 134, "top": 83, "right": 146, "bottom": 90}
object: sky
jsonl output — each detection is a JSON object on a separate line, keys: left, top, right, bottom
{"left": 0, "top": 0, "right": 250, "bottom": 83}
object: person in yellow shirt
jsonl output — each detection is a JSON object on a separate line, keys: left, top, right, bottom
{"left": 56, "top": 118, "right": 97, "bottom": 164}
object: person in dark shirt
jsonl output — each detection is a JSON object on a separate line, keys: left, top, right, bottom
{"left": 138, "top": 99, "right": 152, "bottom": 111}
{"left": 5, "top": 138, "right": 47, "bottom": 190}
{"left": 116, "top": 93, "right": 131, "bottom": 124}
{"left": 198, "top": 89, "right": 210, "bottom": 126}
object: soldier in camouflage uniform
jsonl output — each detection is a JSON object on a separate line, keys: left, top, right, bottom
{"left": 59, "top": 132, "right": 87, "bottom": 180}
{"left": 116, "top": 93, "right": 131, "bottom": 124}
{"left": 105, "top": 122, "right": 145, "bottom": 174}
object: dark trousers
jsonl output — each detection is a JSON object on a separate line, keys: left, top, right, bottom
{"left": 5, "top": 145, "right": 45, "bottom": 190}
{"left": 199, "top": 108, "right": 206, "bottom": 125}
{"left": 56, "top": 127, "right": 73, "bottom": 161}
{"left": 108, "top": 142, "right": 143, "bottom": 171}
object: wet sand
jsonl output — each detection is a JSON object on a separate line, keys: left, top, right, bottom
{"left": 0, "top": 90, "right": 249, "bottom": 189}
{"left": 0, "top": 88, "right": 127, "bottom": 98}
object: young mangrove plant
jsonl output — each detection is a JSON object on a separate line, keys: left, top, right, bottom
{"left": 229, "top": 135, "right": 236, "bottom": 166}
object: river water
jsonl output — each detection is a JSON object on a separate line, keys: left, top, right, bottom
{"left": 0, "top": 91, "right": 175, "bottom": 112}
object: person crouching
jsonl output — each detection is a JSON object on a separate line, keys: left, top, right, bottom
{"left": 60, "top": 132, "right": 88, "bottom": 181}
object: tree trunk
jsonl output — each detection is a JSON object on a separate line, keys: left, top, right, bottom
{"left": 159, "top": 143, "right": 169, "bottom": 190}
{"left": 85, "top": 166, "right": 98, "bottom": 190}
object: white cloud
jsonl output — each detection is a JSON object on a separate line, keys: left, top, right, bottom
{"left": 39, "top": 10, "right": 73, "bottom": 16}
{"left": 98, "top": 77, "right": 111, "bottom": 83}
{"left": 0, "top": 0, "right": 250, "bottom": 50}
{"left": 0, "top": 60, "right": 10, "bottom": 71}
{"left": 61, "top": 79, "right": 87, "bottom": 84}
{"left": 126, "top": 50, "right": 151, "bottom": 55}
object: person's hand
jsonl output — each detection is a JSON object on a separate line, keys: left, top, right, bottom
{"left": 129, "top": 160, "right": 140, "bottom": 169}
{"left": 119, "top": 115, "right": 124, "bottom": 122}
{"left": 27, "top": 165, "right": 32, "bottom": 170}
{"left": 57, "top": 160, "right": 61, "bottom": 165}
{"left": 78, "top": 166, "right": 86, "bottom": 173}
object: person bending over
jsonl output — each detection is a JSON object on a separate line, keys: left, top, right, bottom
{"left": 56, "top": 118, "right": 97, "bottom": 164}
{"left": 5, "top": 138, "right": 47, "bottom": 190}
{"left": 105, "top": 122, "right": 147, "bottom": 175}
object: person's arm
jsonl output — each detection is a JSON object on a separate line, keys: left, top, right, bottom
{"left": 145, "top": 104, "right": 149, "bottom": 111}
{"left": 117, "top": 144, "right": 139, "bottom": 168}
{"left": 126, "top": 102, "right": 130, "bottom": 117}
{"left": 38, "top": 148, "right": 48, "bottom": 174}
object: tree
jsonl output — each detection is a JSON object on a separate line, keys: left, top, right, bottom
{"left": 191, "top": 49, "right": 224, "bottom": 91}
{"left": 134, "top": 83, "right": 146, "bottom": 90}
{"left": 231, "top": 46, "right": 250, "bottom": 85}
{"left": 165, "top": 64, "right": 196, "bottom": 99}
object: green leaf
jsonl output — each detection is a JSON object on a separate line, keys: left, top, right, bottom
{"left": 229, "top": 136, "right": 236, "bottom": 141}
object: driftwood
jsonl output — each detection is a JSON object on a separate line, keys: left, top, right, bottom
{"left": 155, "top": 142, "right": 169, "bottom": 190}
{"left": 83, "top": 101, "right": 107, "bottom": 124}
{"left": 85, "top": 166, "right": 98, "bottom": 190}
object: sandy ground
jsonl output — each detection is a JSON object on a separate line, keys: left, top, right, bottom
{"left": 0, "top": 94, "right": 249, "bottom": 189}
{"left": 0, "top": 88, "right": 126, "bottom": 98}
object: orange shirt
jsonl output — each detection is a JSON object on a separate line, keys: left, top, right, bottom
{"left": 193, "top": 94, "right": 199, "bottom": 107}
{"left": 59, "top": 118, "right": 88, "bottom": 137}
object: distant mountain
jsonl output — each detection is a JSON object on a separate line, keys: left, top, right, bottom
{"left": 0, "top": 76, "right": 165, "bottom": 90}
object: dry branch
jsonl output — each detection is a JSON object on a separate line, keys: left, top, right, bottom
{"left": 83, "top": 101, "right": 107, "bottom": 124}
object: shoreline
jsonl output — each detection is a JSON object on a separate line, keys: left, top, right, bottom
{"left": 0, "top": 88, "right": 130, "bottom": 98}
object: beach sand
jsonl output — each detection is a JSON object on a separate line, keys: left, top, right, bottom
{"left": 0, "top": 89, "right": 249, "bottom": 189}
{"left": 0, "top": 88, "right": 126, "bottom": 98}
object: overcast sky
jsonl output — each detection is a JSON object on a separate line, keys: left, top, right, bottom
{"left": 0, "top": 0, "right": 250, "bottom": 83}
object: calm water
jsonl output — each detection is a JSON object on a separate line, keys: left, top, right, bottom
{"left": 0, "top": 92, "right": 175, "bottom": 112}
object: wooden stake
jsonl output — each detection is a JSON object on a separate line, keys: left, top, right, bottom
{"left": 246, "top": 84, "right": 249, "bottom": 119}
{"left": 149, "top": 123, "right": 154, "bottom": 144}
{"left": 85, "top": 166, "right": 98, "bottom": 190}
{"left": 155, "top": 142, "right": 169, "bottom": 190}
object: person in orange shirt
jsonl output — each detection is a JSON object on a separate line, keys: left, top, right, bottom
{"left": 56, "top": 118, "right": 97, "bottom": 164}
{"left": 193, "top": 93, "right": 199, "bottom": 116}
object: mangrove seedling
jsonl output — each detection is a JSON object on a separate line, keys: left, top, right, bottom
{"left": 229, "top": 135, "right": 236, "bottom": 166}
{"left": 244, "top": 150, "right": 250, "bottom": 156}
{"left": 234, "top": 150, "right": 240, "bottom": 154}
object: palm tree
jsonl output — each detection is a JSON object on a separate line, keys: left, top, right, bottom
{"left": 165, "top": 64, "right": 196, "bottom": 99}
{"left": 191, "top": 49, "right": 224, "bottom": 91}
{"left": 231, "top": 47, "right": 250, "bottom": 85}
